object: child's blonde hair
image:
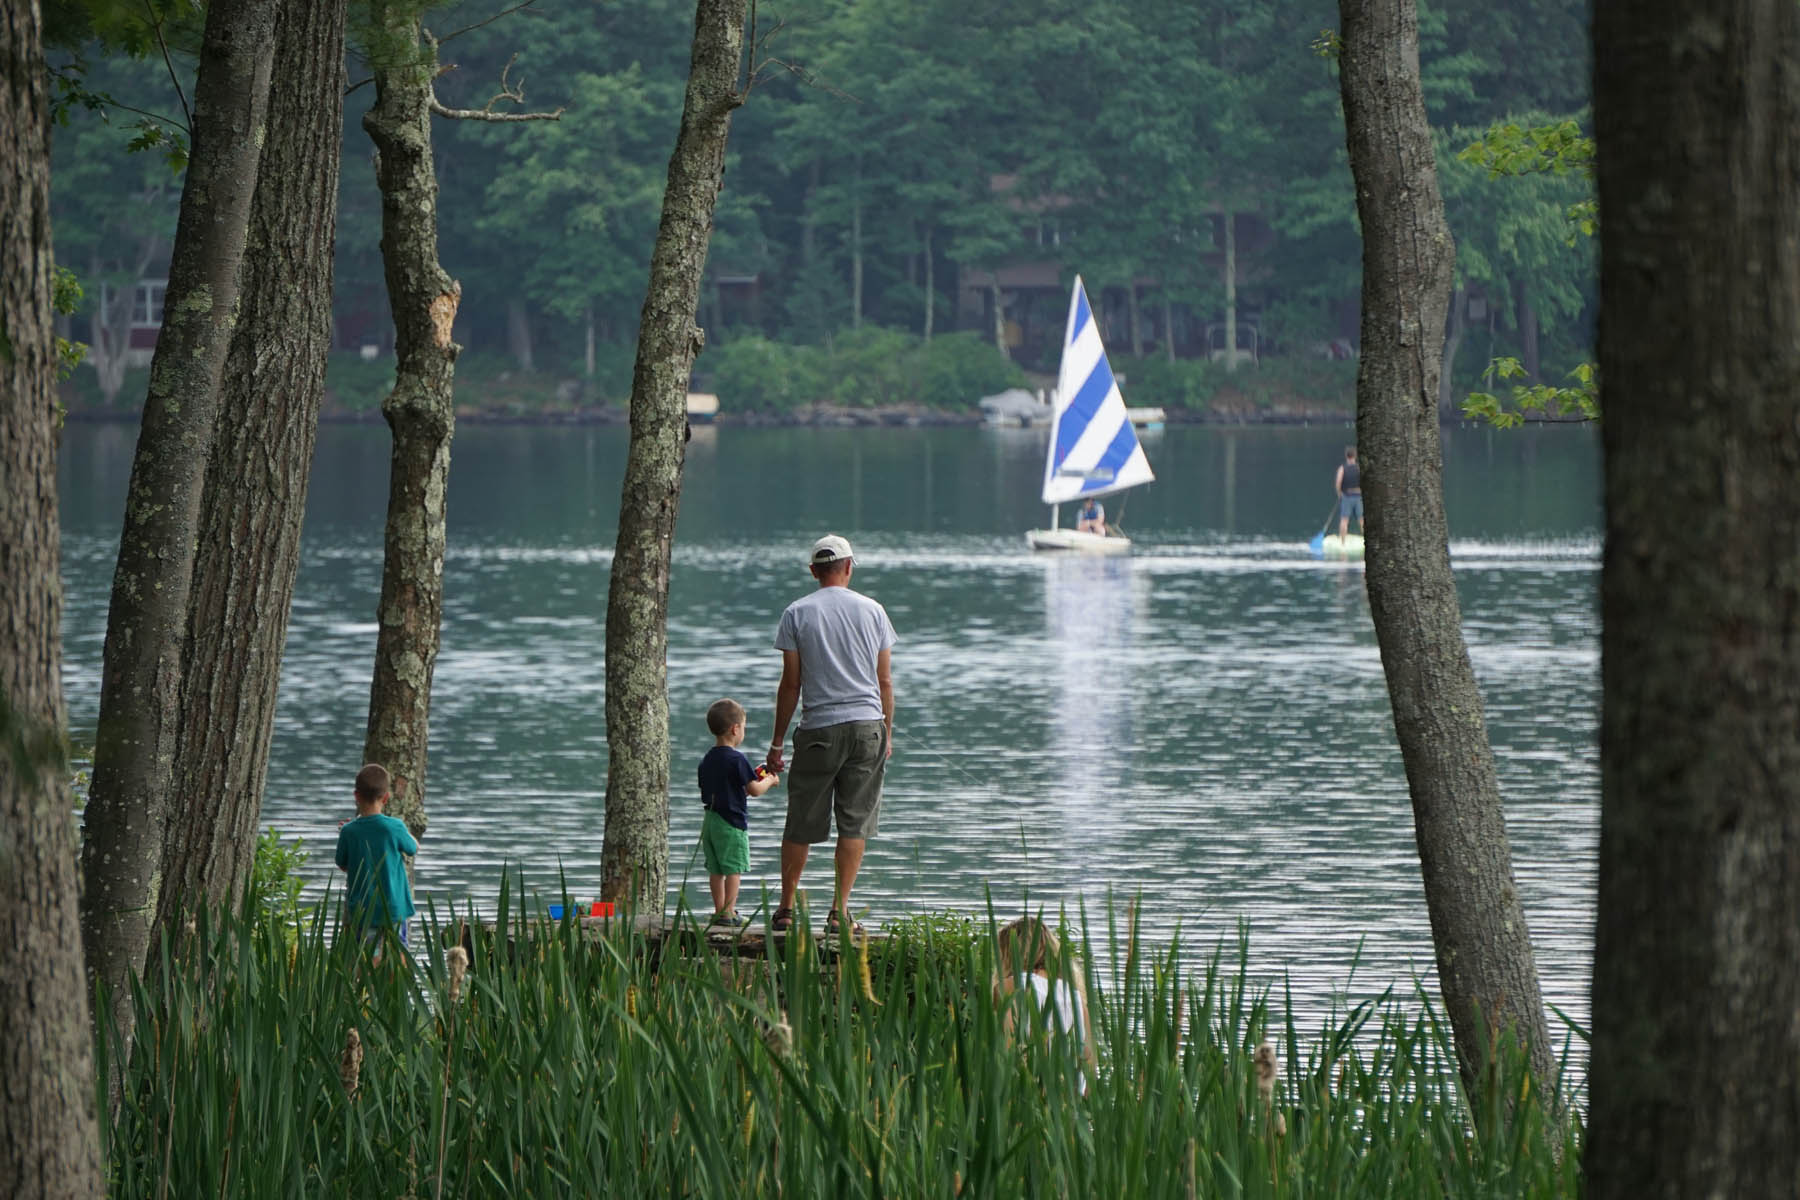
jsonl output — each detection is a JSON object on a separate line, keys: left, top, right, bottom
{"left": 706, "top": 698, "right": 746, "bottom": 736}
{"left": 996, "top": 915, "right": 1063, "bottom": 980}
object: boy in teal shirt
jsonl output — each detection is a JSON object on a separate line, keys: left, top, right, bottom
{"left": 335, "top": 763, "right": 419, "bottom": 950}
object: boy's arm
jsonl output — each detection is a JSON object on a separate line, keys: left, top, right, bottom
{"left": 747, "top": 773, "right": 779, "bottom": 797}
{"left": 335, "top": 832, "right": 350, "bottom": 871}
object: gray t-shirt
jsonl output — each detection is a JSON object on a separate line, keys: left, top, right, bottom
{"left": 774, "top": 585, "right": 898, "bottom": 730}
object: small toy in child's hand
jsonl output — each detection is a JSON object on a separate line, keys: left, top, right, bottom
{"left": 753, "top": 764, "right": 774, "bottom": 781}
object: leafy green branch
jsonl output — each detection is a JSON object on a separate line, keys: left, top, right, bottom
{"left": 1459, "top": 118, "right": 1599, "bottom": 425}
{"left": 1463, "top": 356, "right": 1596, "bottom": 428}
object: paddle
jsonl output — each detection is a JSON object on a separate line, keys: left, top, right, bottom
{"left": 1308, "top": 501, "right": 1337, "bottom": 555}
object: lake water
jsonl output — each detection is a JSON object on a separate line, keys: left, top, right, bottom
{"left": 57, "top": 419, "right": 1600, "bottom": 1033}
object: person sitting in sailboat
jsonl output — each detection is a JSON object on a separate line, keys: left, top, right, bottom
{"left": 1076, "top": 496, "right": 1106, "bottom": 536}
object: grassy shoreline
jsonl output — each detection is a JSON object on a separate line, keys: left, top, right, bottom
{"left": 100, "top": 887, "right": 1582, "bottom": 1198}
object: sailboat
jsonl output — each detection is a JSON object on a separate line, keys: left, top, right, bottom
{"left": 1026, "top": 276, "right": 1156, "bottom": 554}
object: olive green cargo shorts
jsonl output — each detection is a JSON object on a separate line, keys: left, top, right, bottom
{"left": 782, "top": 720, "right": 886, "bottom": 843}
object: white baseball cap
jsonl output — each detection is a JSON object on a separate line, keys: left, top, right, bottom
{"left": 809, "top": 534, "right": 854, "bottom": 565}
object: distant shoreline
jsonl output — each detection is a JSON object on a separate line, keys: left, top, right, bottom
{"left": 62, "top": 405, "right": 1594, "bottom": 429}
{"left": 63, "top": 404, "right": 1372, "bottom": 429}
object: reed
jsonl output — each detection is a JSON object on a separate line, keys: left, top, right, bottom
{"left": 97, "top": 880, "right": 1582, "bottom": 1197}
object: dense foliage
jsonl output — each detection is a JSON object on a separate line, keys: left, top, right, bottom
{"left": 47, "top": 0, "right": 1593, "bottom": 413}
{"left": 99, "top": 886, "right": 1582, "bottom": 1196}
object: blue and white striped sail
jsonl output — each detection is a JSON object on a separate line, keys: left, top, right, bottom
{"left": 1041, "top": 276, "right": 1155, "bottom": 506}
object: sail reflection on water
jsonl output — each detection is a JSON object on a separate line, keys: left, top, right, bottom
{"left": 1043, "top": 556, "right": 1147, "bottom": 830}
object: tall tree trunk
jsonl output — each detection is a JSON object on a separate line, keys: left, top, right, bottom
{"left": 802, "top": 159, "right": 818, "bottom": 267}
{"left": 922, "top": 225, "right": 934, "bottom": 341}
{"left": 360, "top": 18, "right": 460, "bottom": 843}
{"left": 1439, "top": 284, "right": 1466, "bottom": 417}
{"left": 850, "top": 164, "right": 864, "bottom": 330}
{"left": 1162, "top": 290, "right": 1176, "bottom": 363}
{"left": 86, "top": 250, "right": 136, "bottom": 402}
{"left": 600, "top": 0, "right": 746, "bottom": 907}
{"left": 990, "top": 279, "right": 1005, "bottom": 356}
{"left": 1128, "top": 279, "right": 1144, "bottom": 358}
{"left": 1513, "top": 281, "right": 1540, "bottom": 381}
{"left": 1338, "top": 0, "right": 1555, "bottom": 1098}
{"left": 1222, "top": 209, "right": 1239, "bottom": 371}
{"left": 80, "top": 0, "right": 278, "bottom": 1054}
{"left": 1588, "top": 3, "right": 1800, "bottom": 1194}
{"left": 87, "top": 224, "right": 166, "bottom": 404}
{"left": 0, "top": 2, "right": 104, "bottom": 1189}
{"left": 507, "top": 297, "right": 534, "bottom": 371}
{"left": 584, "top": 304, "right": 595, "bottom": 378}
{"left": 155, "top": 0, "right": 347, "bottom": 930}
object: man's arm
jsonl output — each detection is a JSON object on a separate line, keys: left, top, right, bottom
{"left": 768, "top": 649, "right": 802, "bottom": 771}
{"left": 1335, "top": 464, "right": 1346, "bottom": 494}
{"left": 876, "top": 647, "right": 894, "bottom": 760}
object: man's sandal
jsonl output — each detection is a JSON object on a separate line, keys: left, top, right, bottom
{"left": 769, "top": 906, "right": 795, "bottom": 933}
{"left": 825, "top": 909, "right": 865, "bottom": 937}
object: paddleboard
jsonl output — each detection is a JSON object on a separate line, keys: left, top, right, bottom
{"left": 1315, "top": 533, "right": 1364, "bottom": 559}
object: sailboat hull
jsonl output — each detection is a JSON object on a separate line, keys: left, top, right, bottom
{"left": 1026, "top": 528, "right": 1132, "bottom": 555}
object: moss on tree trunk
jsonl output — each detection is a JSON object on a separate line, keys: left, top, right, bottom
{"left": 79, "top": 0, "right": 279, "bottom": 1063}
{"left": 156, "top": 0, "right": 348, "bottom": 931}
{"left": 360, "top": 17, "right": 461, "bottom": 843}
{"left": 601, "top": 0, "right": 747, "bottom": 907}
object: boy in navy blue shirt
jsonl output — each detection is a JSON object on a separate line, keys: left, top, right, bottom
{"left": 699, "top": 698, "right": 780, "bottom": 926}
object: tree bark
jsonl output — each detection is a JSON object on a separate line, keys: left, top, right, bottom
{"left": 1338, "top": 0, "right": 1555, "bottom": 1098}
{"left": 1588, "top": 3, "right": 1800, "bottom": 1195}
{"left": 600, "top": 0, "right": 746, "bottom": 908}
{"left": 0, "top": 3, "right": 105, "bottom": 1190}
{"left": 79, "top": 0, "right": 278, "bottom": 1055}
{"left": 360, "top": 18, "right": 460, "bottom": 843}
{"left": 1439, "top": 285, "right": 1466, "bottom": 417}
{"left": 155, "top": 0, "right": 347, "bottom": 930}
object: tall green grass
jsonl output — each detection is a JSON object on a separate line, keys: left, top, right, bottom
{"left": 98, "top": 883, "right": 1581, "bottom": 1197}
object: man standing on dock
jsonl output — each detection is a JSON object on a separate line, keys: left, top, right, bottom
{"left": 765, "top": 534, "right": 896, "bottom": 938}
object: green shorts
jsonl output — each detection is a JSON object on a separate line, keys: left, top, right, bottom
{"left": 701, "top": 809, "right": 750, "bottom": 876}
{"left": 783, "top": 720, "right": 886, "bottom": 843}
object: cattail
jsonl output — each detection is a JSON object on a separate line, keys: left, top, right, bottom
{"left": 340, "top": 1027, "right": 363, "bottom": 1099}
{"left": 763, "top": 1015, "right": 793, "bottom": 1060}
{"left": 626, "top": 984, "right": 638, "bottom": 1021}
{"left": 1273, "top": 1110, "right": 1287, "bottom": 1137}
{"left": 1254, "top": 1042, "right": 1278, "bottom": 1105}
{"left": 853, "top": 926, "right": 881, "bottom": 1006}
{"left": 446, "top": 946, "right": 469, "bottom": 1005}
{"left": 741, "top": 1098, "right": 756, "bottom": 1150}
